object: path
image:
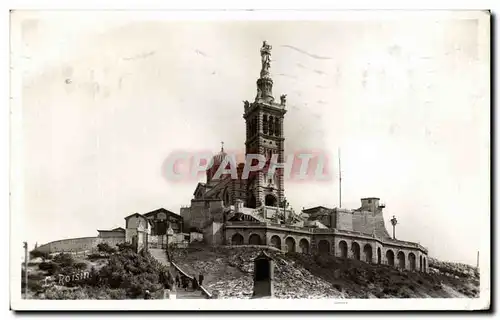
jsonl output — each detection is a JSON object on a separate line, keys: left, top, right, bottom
{"left": 149, "top": 248, "right": 206, "bottom": 299}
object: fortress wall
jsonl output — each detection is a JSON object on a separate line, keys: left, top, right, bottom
{"left": 34, "top": 235, "right": 123, "bottom": 253}
{"left": 98, "top": 236, "right": 126, "bottom": 249}
{"left": 336, "top": 210, "right": 353, "bottom": 231}
{"left": 351, "top": 210, "right": 391, "bottom": 238}
{"left": 373, "top": 213, "right": 391, "bottom": 238}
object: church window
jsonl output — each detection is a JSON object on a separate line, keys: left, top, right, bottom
{"left": 269, "top": 116, "right": 274, "bottom": 136}
{"left": 275, "top": 118, "right": 280, "bottom": 136}
{"left": 253, "top": 117, "right": 258, "bottom": 136}
{"left": 263, "top": 115, "right": 268, "bottom": 134}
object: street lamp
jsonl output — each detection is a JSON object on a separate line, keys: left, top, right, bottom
{"left": 390, "top": 215, "right": 398, "bottom": 239}
{"left": 23, "top": 242, "right": 28, "bottom": 298}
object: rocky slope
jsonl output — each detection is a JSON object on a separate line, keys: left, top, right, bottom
{"left": 170, "top": 246, "right": 480, "bottom": 299}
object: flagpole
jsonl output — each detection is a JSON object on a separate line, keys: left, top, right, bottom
{"left": 339, "top": 148, "right": 342, "bottom": 209}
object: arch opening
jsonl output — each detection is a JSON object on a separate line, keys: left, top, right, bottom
{"left": 249, "top": 234, "right": 262, "bottom": 245}
{"left": 247, "top": 194, "right": 257, "bottom": 209}
{"left": 339, "top": 241, "right": 348, "bottom": 258}
{"left": 318, "top": 240, "right": 330, "bottom": 254}
{"left": 409, "top": 253, "right": 416, "bottom": 271}
{"left": 299, "top": 239, "right": 309, "bottom": 254}
{"left": 352, "top": 242, "right": 361, "bottom": 260}
{"left": 231, "top": 233, "right": 244, "bottom": 246}
{"left": 285, "top": 237, "right": 296, "bottom": 253}
{"left": 386, "top": 250, "right": 395, "bottom": 267}
{"left": 270, "top": 235, "right": 281, "bottom": 250}
{"left": 397, "top": 251, "right": 406, "bottom": 269}
{"left": 265, "top": 194, "right": 277, "bottom": 207}
{"left": 364, "top": 244, "right": 373, "bottom": 263}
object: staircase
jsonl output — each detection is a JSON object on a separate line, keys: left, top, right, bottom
{"left": 149, "top": 249, "right": 206, "bottom": 299}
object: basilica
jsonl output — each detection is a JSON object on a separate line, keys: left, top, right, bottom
{"left": 180, "top": 41, "right": 430, "bottom": 273}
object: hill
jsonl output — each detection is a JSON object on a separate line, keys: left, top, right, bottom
{"left": 170, "top": 245, "right": 480, "bottom": 299}
{"left": 23, "top": 243, "right": 172, "bottom": 299}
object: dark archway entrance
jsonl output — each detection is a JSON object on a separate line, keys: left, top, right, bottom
{"left": 318, "top": 240, "right": 330, "bottom": 254}
{"left": 299, "top": 239, "right": 309, "bottom": 254}
{"left": 352, "top": 242, "right": 361, "bottom": 260}
{"left": 270, "top": 235, "right": 281, "bottom": 250}
{"left": 249, "top": 234, "right": 262, "bottom": 245}
{"left": 285, "top": 237, "right": 296, "bottom": 253}
{"left": 397, "top": 251, "right": 406, "bottom": 269}
{"left": 409, "top": 253, "right": 416, "bottom": 271}
{"left": 364, "top": 244, "right": 373, "bottom": 263}
{"left": 386, "top": 250, "right": 395, "bottom": 266}
{"left": 265, "top": 194, "right": 277, "bottom": 207}
{"left": 231, "top": 233, "right": 244, "bottom": 245}
{"left": 339, "top": 241, "right": 348, "bottom": 258}
{"left": 247, "top": 194, "right": 257, "bottom": 209}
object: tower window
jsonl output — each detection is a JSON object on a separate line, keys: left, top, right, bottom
{"left": 269, "top": 116, "right": 274, "bottom": 136}
{"left": 263, "top": 115, "right": 268, "bottom": 134}
{"left": 275, "top": 118, "right": 280, "bottom": 136}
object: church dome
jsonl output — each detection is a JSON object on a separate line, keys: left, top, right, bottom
{"left": 210, "top": 149, "right": 227, "bottom": 167}
{"left": 206, "top": 143, "right": 228, "bottom": 183}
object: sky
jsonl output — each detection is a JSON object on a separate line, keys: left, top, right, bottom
{"left": 11, "top": 11, "right": 490, "bottom": 265}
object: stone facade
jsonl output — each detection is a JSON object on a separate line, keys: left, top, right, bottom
{"left": 143, "top": 208, "right": 184, "bottom": 235}
{"left": 224, "top": 222, "right": 429, "bottom": 272}
{"left": 124, "top": 213, "right": 152, "bottom": 253}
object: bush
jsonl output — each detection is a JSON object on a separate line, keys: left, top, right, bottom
{"left": 97, "top": 243, "right": 116, "bottom": 254}
{"left": 116, "top": 242, "right": 135, "bottom": 252}
{"left": 30, "top": 250, "right": 50, "bottom": 260}
{"left": 38, "top": 261, "right": 60, "bottom": 275}
{"left": 52, "top": 253, "right": 74, "bottom": 268}
{"left": 87, "top": 253, "right": 106, "bottom": 261}
{"left": 74, "top": 262, "right": 88, "bottom": 270}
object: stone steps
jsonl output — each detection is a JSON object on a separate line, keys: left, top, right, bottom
{"left": 149, "top": 248, "right": 206, "bottom": 299}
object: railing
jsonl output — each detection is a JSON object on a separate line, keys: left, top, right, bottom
{"left": 169, "top": 260, "right": 213, "bottom": 299}
{"left": 225, "top": 221, "right": 428, "bottom": 253}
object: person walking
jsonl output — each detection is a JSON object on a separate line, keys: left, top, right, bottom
{"left": 175, "top": 274, "right": 180, "bottom": 288}
{"left": 192, "top": 277, "right": 199, "bottom": 291}
{"left": 198, "top": 274, "right": 204, "bottom": 286}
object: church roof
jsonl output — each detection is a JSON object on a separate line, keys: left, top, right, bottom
{"left": 143, "top": 208, "right": 181, "bottom": 219}
{"left": 302, "top": 206, "right": 332, "bottom": 213}
{"left": 209, "top": 144, "right": 227, "bottom": 168}
{"left": 97, "top": 227, "right": 125, "bottom": 233}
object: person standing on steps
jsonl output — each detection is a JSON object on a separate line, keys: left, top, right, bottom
{"left": 192, "top": 277, "right": 199, "bottom": 291}
{"left": 198, "top": 273, "right": 204, "bottom": 286}
{"left": 175, "top": 274, "right": 180, "bottom": 288}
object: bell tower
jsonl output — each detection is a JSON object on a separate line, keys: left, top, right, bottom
{"left": 243, "top": 41, "right": 287, "bottom": 209}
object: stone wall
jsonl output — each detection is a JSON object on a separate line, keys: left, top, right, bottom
{"left": 35, "top": 236, "right": 125, "bottom": 254}
{"left": 180, "top": 207, "right": 191, "bottom": 230}
{"left": 335, "top": 210, "right": 353, "bottom": 231}
{"left": 203, "top": 221, "right": 225, "bottom": 246}
{"left": 224, "top": 224, "right": 428, "bottom": 273}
